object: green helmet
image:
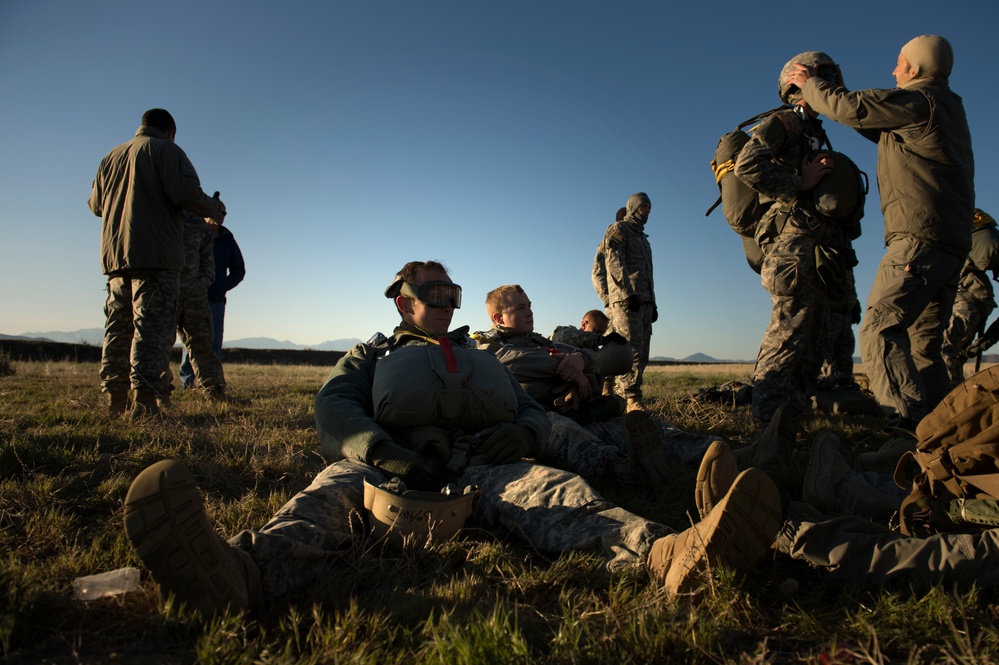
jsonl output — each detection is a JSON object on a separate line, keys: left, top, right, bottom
{"left": 778, "top": 51, "right": 838, "bottom": 105}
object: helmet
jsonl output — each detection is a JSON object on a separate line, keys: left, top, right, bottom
{"left": 778, "top": 51, "right": 838, "bottom": 105}
{"left": 362, "top": 477, "right": 479, "bottom": 547}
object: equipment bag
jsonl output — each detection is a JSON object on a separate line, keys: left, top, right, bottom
{"left": 705, "top": 107, "right": 784, "bottom": 274}
{"left": 894, "top": 365, "right": 999, "bottom": 537}
{"left": 811, "top": 150, "right": 868, "bottom": 237}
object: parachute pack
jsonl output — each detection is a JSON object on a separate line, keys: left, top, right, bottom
{"left": 706, "top": 107, "right": 868, "bottom": 274}
{"left": 894, "top": 365, "right": 999, "bottom": 537}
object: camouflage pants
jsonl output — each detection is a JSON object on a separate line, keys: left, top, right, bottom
{"left": 860, "top": 238, "right": 963, "bottom": 424}
{"left": 821, "top": 308, "right": 856, "bottom": 379}
{"left": 541, "top": 413, "right": 719, "bottom": 482}
{"left": 229, "top": 459, "right": 671, "bottom": 600}
{"left": 753, "top": 234, "right": 827, "bottom": 422}
{"left": 100, "top": 270, "right": 180, "bottom": 395}
{"left": 176, "top": 289, "right": 226, "bottom": 391}
{"left": 941, "top": 297, "right": 991, "bottom": 385}
{"left": 781, "top": 505, "right": 999, "bottom": 587}
{"left": 606, "top": 302, "right": 654, "bottom": 402}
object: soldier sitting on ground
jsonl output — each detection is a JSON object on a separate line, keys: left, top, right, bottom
{"left": 123, "top": 259, "right": 782, "bottom": 618}
{"left": 472, "top": 284, "right": 781, "bottom": 486}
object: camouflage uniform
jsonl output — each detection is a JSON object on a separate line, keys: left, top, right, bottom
{"left": 543, "top": 412, "right": 719, "bottom": 482}
{"left": 941, "top": 214, "right": 999, "bottom": 384}
{"left": 551, "top": 325, "right": 602, "bottom": 350}
{"left": 88, "top": 122, "right": 224, "bottom": 397}
{"left": 821, "top": 240, "right": 860, "bottom": 381}
{"left": 101, "top": 270, "right": 181, "bottom": 395}
{"left": 592, "top": 194, "right": 656, "bottom": 404}
{"left": 175, "top": 214, "right": 226, "bottom": 394}
{"left": 471, "top": 325, "right": 600, "bottom": 412}
{"left": 734, "top": 107, "right": 837, "bottom": 423}
{"left": 473, "top": 326, "right": 717, "bottom": 481}
{"left": 800, "top": 37, "right": 975, "bottom": 425}
{"left": 227, "top": 325, "right": 671, "bottom": 599}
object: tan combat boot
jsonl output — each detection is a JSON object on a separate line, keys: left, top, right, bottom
{"left": 107, "top": 390, "right": 129, "bottom": 418}
{"left": 130, "top": 389, "right": 161, "bottom": 421}
{"left": 648, "top": 468, "right": 782, "bottom": 596}
{"left": 694, "top": 440, "right": 739, "bottom": 520}
{"left": 124, "top": 459, "right": 263, "bottom": 617}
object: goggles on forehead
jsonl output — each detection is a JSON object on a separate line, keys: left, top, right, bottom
{"left": 399, "top": 280, "right": 462, "bottom": 309}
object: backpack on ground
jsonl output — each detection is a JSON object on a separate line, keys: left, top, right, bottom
{"left": 894, "top": 365, "right": 999, "bottom": 537}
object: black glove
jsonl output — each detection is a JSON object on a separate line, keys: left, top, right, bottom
{"left": 626, "top": 295, "right": 641, "bottom": 313}
{"left": 651, "top": 305, "right": 659, "bottom": 323}
{"left": 476, "top": 423, "right": 534, "bottom": 465}
{"left": 369, "top": 440, "right": 437, "bottom": 490}
{"left": 599, "top": 332, "right": 628, "bottom": 346}
{"left": 965, "top": 338, "right": 987, "bottom": 359}
{"left": 850, "top": 301, "right": 862, "bottom": 325}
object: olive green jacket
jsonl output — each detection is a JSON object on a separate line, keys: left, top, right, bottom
{"left": 801, "top": 77, "right": 974, "bottom": 258}
{"left": 89, "top": 126, "right": 224, "bottom": 274}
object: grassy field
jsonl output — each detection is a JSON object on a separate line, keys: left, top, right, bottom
{"left": 2, "top": 359, "right": 998, "bottom": 664}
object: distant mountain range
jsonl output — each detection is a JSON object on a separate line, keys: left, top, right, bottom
{"left": 0, "top": 328, "right": 364, "bottom": 352}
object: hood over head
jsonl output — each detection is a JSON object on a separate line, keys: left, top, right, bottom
{"left": 900, "top": 35, "right": 954, "bottom": 85}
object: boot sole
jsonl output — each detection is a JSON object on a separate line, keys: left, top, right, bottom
{"left": 666, "top": 468, "right": 782, "bottom": 595}
{"left": 123, "top": 460, "right": 246, "bottom": 617}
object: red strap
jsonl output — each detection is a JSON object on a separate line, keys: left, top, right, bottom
{"left": 438, "top": 336, "right": 459, "bottom": 373}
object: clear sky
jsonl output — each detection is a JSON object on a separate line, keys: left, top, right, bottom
{"left": 1, "top": 1, "right": 996, "bottom": 361}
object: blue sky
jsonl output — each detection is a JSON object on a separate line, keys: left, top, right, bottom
{"left": 1, "top": 1, "right": 996, "bottom": 361}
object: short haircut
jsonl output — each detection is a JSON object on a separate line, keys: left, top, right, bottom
{"left": 615, "top": 207, "right": 627, "bottom": 222}
{"left": 387, "top": 260, "right": 450, "bottom": 315}
{"left": 141, "top": 108, "right": 176, "bottom": 133}
{"left": 485, "top": 284, "right": 524, "bottom": 318}
{"left": 394, "top": 260, "right": 448, "bottom": 287}
{"left": 582, "top": 309, "right": 609, "bottom": 326}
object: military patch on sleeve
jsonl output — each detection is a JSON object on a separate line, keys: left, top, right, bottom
{"left": 608, "top": 224, "right": 625, "bottom": 244}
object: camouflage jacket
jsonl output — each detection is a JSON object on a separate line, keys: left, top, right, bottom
{"left": 734, "top": 107, "right": 838, "bottom": 246}
{"left": 471, "top": 325, "right": 596, "bottom": 407}
{"left": 592, "top": 218, "right": 654, "bottom": 307}
{"left": 957, "top": 222, "right": 999, "bottom": 306}
{"left": 314, "top": 324, "right": 550, "bottom": 466}
{"left": 550, "top": 325, "right": 601, "bottom": 350}
{"left": 180, "top": 214, "right": 214, "bottom": 298}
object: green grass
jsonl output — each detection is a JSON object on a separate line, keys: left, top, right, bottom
{"left": 2, "top": 361, "right": 998, "bottom": 664}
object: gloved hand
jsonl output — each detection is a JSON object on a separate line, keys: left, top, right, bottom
{"left": 964, "top": 337, "right": 988, "bottom": 360}
{"left": 599, "top": 332, "right": 628, "bottom": 346}
{"left": 651, "top": 305, "right": 659, "bottom": 323}
{"left": 476, "top": 423, "right": 534, "bottom": 465}
{"left": 626, "top": 295, "right": 641, "bottom": 313}
{"left": 369, "top": 440, "right": 437, "bottom": 490}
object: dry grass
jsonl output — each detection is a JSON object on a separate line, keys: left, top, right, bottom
{"left": 2, "top": 359, "right": 999, "bottom": 664}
